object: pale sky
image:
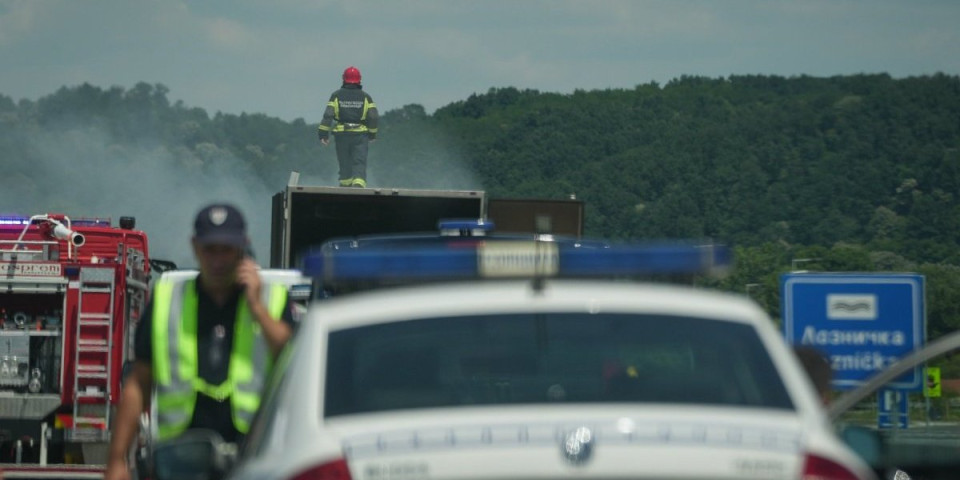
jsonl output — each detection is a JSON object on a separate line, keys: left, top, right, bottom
{"left": 2, "top": 0, "right": 959, "bottom": 123}
{"left": 2, "top": 0, "right": 959, "bottom": 267}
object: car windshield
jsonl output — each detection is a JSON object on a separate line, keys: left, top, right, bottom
{"left": 324, "top": 312, "right": 794, "bottom": 416}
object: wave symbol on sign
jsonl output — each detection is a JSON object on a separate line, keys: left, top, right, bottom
{"left": 831, "top": 303, "right": 871, "bottom": 311}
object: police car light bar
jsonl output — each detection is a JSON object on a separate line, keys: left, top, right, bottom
{"left": 301, "top": 241, "right": 731, "bottom": 282}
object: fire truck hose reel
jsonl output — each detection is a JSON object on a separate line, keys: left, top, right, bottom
{"left": 13, "top": 311, "right": 28, "bottom": 327}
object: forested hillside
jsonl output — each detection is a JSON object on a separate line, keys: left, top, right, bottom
{"left": 1, "top": 74, "right": 959, "bottom": 345}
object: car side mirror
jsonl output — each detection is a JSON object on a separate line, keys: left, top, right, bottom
{"left": 151, "top": 429, "right": 237, "bottom": 480}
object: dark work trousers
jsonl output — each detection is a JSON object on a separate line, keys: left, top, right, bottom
{"left": 334, "top": 134, "right": 369, "bottom": 184}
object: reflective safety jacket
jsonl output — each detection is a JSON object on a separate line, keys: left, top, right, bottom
{"left": 318, "top": 83, "right": 379, "bottom": 140}
{"left": 152, "top": 274, "right": 288, "bottom": 441}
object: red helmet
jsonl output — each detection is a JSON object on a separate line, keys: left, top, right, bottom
{"left": 342, "top": 66, "right": 361, "bottom": 84}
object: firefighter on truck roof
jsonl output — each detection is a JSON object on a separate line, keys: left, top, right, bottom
{"left": 318, "top": 66, "right": 379, "bottom": 188}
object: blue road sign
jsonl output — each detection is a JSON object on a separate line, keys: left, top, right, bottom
{"left": 782, "top": 273, "right": 924, "bottom": 391}
{"left": 877, "top": 389, "right": 910, "bottom": 429}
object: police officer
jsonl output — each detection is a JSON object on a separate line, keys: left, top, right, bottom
{"left": 105, "top": 204, "right": 294, "bottom": 480}
{"left": 794, "top": 345, "right": 832, "bottom": 405}
{"left": 318, "top": 66, "right": 379, "bottom": 188}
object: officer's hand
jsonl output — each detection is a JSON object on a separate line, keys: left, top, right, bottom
{"left": 237, "top": 257, "right": 262, "bottom": 304}
{"left": 320, "top": 137, "right": 329, "bottom": 146}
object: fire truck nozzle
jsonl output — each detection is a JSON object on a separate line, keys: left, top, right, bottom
{"left": 52, "top": 223, "right": 85, "bottom": 247}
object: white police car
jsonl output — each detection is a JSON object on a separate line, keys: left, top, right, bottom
{"left": 153, "top": 224, "right": 875, "bottom": 480}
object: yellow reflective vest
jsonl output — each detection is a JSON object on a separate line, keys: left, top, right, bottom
{"left": 151, "top": 274, "right": 287, "bottom": 441}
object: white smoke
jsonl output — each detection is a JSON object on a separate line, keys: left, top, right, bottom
{"left": 299, "top": 141, "right": 484, "bottom": 191}
{"left": 2, "top": 122, "right": 281, "bottom": 270}
{"left": 2, "top": 103, "right": 486, "bottom": 272}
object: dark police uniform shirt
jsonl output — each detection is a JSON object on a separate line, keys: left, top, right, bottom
{"left": 134, "top": 277, "right": 295, "bottom": 443}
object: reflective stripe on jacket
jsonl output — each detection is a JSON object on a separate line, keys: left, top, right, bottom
{"left": 318, "top": 85, "right": 379, "bottom": 137}
{"left": 152, "top": 274, "right": 287, "bottom": 441}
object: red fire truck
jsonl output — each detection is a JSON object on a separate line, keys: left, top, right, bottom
{"left": 0, "top": 213, "right": 155, "bottom": 478}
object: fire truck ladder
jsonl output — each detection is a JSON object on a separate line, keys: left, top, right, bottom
{"left": 71, "top": 266, "right": 116, "bottom": 441}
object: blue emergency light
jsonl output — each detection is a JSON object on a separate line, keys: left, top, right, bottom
{"left": 301, "top": 240, "right": 730, "bottom": 283}
{"left": 71, "top": 218, "right": 112, "bottom": 227}
{"left": 0, "top": 216, "right": 32, "bottom": 225}
{"left": 437, "top": 219, "right": 495, "bottom": 233}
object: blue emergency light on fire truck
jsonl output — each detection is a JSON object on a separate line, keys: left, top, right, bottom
{"left": 300, "top": 219, "right": 730, "bottom": 290}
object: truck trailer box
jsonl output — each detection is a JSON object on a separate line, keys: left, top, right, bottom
{"left": 271, "top": 185, "right": 485, "bottom": 268}
{"left": 487, "top": 197, "right": 584, "bottom": 237}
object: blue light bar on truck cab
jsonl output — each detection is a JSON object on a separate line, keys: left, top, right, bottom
{"left": 301, "top": 240, "right": 731, "bottom": 282}
{"left": 0, "top": 216, "right": 31, "bottom": 225}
